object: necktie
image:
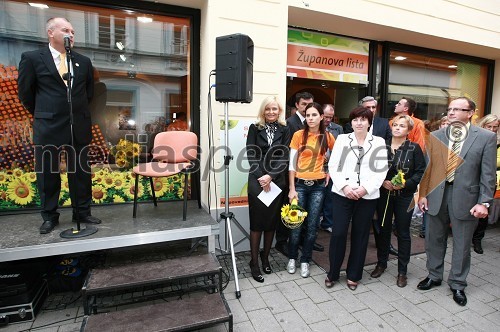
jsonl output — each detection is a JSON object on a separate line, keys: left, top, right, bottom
{"left": 59, "top": 53, "right": 68, "bottom": 85}
{"left": 445, "top": 127, "right": 461, "bottom": 183}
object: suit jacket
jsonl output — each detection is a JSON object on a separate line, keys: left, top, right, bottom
{"left": 246, "top": 123, "right": 291, "bottom": 183}
{"left": 18, "top": 46, "right": 94, "bottom": 146}
{"left": 344, "top": 117, "right": 392, "bottom": 140}
{"left": 419, "top": 125, "right": 497, "bottom": 220}
{"left": 286, "top": 113, "right": 305, "bottom": 134}
{"left": 326, "top": 122, "right": 344, "bottom": 139}
{"left": 328, "top": 132, "right": 388, "bottom": 200}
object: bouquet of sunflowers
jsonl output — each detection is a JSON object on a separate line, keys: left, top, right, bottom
{"left": 382, "top": 169, "right": 406, "bottom": 226}
{"left": 281, "top": 198, "right": 308, "bottom": 229}
{"left": 110, "top": 139, "right": 141, "bottom": 169}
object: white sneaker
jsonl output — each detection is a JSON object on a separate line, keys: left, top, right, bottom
{"left": 300, "top": 262, "right": 310, "bottom": 278}
{"left": 287, "top": 259, "right": 296, "bottom": 274}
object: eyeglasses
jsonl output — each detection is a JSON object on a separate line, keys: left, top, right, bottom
{"left": 447, "top": 108, "right": 472, "bottom": 113}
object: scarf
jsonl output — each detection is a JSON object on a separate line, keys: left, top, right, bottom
{"left": 265, "top": 122, "right": 278, "bottom": 146}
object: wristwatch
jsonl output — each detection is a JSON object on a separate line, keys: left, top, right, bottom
{"left": 481, "top": 202, "right": 490, "bottom": 209}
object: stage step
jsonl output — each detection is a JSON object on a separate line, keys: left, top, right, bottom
{"left": 81, "top": 253, "right": 232, "bottom": 331}
{"left": 81, "top": 292, "right": 233, "bottom": 332}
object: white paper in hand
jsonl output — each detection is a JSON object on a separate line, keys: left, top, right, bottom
{"left": 257, "top": 182, "right": 282, "bottom": 207}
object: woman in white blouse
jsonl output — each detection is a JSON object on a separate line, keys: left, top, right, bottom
{"left": 325, "top": 106, "right": 388, "bottom": 290}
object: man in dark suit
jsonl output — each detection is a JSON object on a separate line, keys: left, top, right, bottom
{"left": 18, "top": 17, "right": 101, "bottom": 234}
{"left": 344, "top": 96, "right": 392, "bottom": 140}
{"left": 417, "top": 97, "right": 496, "bottom": 306}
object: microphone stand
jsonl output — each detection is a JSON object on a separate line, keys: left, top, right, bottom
{"left": 60, "top": 45, "right": 98, "bottom": 238}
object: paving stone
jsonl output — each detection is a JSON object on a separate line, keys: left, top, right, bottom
{"left": 418, "top": 320, "right": 450, "bottom": 331}
{"left": 246, "top": 308, "right": 281, "bottom": 332}
{"left": 31, "top": 307, "right": 79, "bottom": 329}
{"left": 274, "top": 309, "right": 312, "bottom": 332}
{"left": 255, "top": 283, "right": 278, "bottom": 294}
{"left": 484, "top": 310, "right": 500, "bottom": 326}
{"left": 317, "top": 300, "right": 357, "bottom": 327}
{"left": 260, "top": 290, "right": 294, "bottom": 314}
{"left": 380, "top": 310, "right": 423, "bottom": 331}
{"left": 365, "top": 281, "right": 402, "bottom": 302}
{"left": 232, "top": 320, "right": 256, "bottom": 332}
{"left": 291, "top": 298, "right": 328, "bottom": 324}
{"left": 299, "top": 282, "right": 332, "bottom": 303}
{"left": 352, "top": 308, "right": 396, "bottom": 331}
{"left": 465, "top": 283, "right": 497, "bottom": 303}
{"left": 338, "top": 321, "right": 369, "bottom": 331}
{"left": 455, "top": 309, "right": 499, "bottom": 332}
{"left": 388, "top": 283, "right": 429, "bottom": 305}
{"left": 355, "top": 291, "right": 395, "bottom": 315}
{"left": 276, "top": 280, "right": 308, "bottom": 302}
{"left": 389, "top": 298, "right": 434, "bottom": 325}
{"left": 422, "top": 290, "right": 468, "bottom": 314}
{"left": 237, "top": 288, "right": 267, "bottom": 312}
{"left": 415, "top": 300, "right": 463, "bottom": 327}
{"left": 331, "top": 289, "right": 368, "bottom": 313}
{"left": 58, "top": 322, "right": 83, "bottom": 332}
{"left": 226, "top": 298, "right": 249, "bottom": 324}
{"left": 309, "top": 320, "right": 340, "bottom": 332}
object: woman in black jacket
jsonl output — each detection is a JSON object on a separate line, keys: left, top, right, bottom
{"left": 246, "top": 96, "right": 291, "bottom": 282}
{"left": 370, "top": 114, "right": 426, "bottom": 287}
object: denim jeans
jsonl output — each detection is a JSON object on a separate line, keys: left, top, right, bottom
{"left": 289, "top": 181, "right": 325, "bottom": 263}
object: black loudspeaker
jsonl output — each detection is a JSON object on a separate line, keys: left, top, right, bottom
{"left": 215, "top": 33, "right": 253, "bottom": 103}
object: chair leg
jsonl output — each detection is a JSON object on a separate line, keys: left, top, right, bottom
{"left": 183, "top": 172, "right": 188, "bottom": 221}
{"left": 149, "top": 177, "right": 157, "bottom": 206}
{"left": 133, "top": 174, "right": 139, "bottom": 217}
{"left": 195, "top": 171, "right": 201, "bottom": 209}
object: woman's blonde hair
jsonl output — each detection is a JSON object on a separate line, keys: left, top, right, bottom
{"left": 392, "top": 114, "right": 414, "bottom": 131}
{"left": 476, "top": 114, "right": 499, "bottom": 129}
{"left": 255, "top": 96, "right": 286, "bottom": 129}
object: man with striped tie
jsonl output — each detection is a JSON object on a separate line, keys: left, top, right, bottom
{"left": 417, "top": 97, "right": 496, "bottom": 306}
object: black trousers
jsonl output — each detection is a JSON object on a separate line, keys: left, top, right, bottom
{"left": 327, "top": 193, "right": 377, "bottom": 282}
{"left": 374, "top": 193, "right": 413, "bottom": 275}
{"left": 35, "top": 144, "right": 92, "bottom": 222}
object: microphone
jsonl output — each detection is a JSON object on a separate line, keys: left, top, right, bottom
{"left": 63, "top": 34, "right": 71, "bottom": 50}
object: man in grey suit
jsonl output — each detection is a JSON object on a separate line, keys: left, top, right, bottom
{"left": 417, "top": 97, "right": 496, "bottom": 306}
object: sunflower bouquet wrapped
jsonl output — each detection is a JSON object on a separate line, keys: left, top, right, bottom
{"left": 110, "top": 139, "right": 141, "bottom": 169}
{"left": 382, "top": 169, "right": 406, "bottom": 226}
{"left": 281, "top": 198, "right": 308, "bottom": 229}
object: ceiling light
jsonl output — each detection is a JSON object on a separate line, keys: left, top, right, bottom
{"left": 120, "top": 54, "right": 127, "bottom": 61}
{"left": 394, "top": 56, "right": 407, "bottom": 61}
{"left": 127, "top": 119, "right": 136, "bottom": 126}
{"left": 137, "top": 16, "right": 153, "bottom": 23}
{"left": 448, "top": 65, "right": 458, "bottom": 69}
{"left": 116, "top": 42, "right": 124, "bottom": 50}
{"left": 28, "top": 3, "right": 49, "bottom": 9}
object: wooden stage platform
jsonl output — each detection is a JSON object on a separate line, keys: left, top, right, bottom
{"left": 0, "top": 201, "right": 218, "bottom": 263}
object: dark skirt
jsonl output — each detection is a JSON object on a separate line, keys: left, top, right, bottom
{"left": 247, "top": 174, "right": 286, "bottom": 232}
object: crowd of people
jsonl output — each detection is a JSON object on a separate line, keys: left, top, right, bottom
{"left": 246, "top": 92, "right": 498, "bottom": 307}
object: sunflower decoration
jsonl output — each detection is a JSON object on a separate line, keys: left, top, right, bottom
{"left": 61, "top": 198, "right": 72, "bottom": 207}
{"left": 12, "top": 168, "right": 24, "bottom": 178}
{"left": 0, "top": 171, "right": 11, "bottom": 184}
{"left": 281, "top": 198, "right": 308, "bottom": 229}
{"left": 6, "top": 177, "right": 35, "bottom": 205}
{"left": 110, "top": 139, "right": 141, "bottom": 170}
{"left": 102, "top": 173, "right": 115, "bottom": 188}
{"left": 151, "top": 177, "right": 169, "bottom": 197}
{"left": 91, "top": 185, "right": 108, "bottom": 204}
{"left": 111, "top": 172, "right": 127, "bottom": 190}
{"left": 124, "top": 180, "right": 144, "bottom": 200}
{"left": 113, "top": 194, "right": 125, "bottom": 203}
{"left": 22, "top": 172, "right": 37, "bottom": 183}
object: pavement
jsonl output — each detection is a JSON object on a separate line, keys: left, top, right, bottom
{"left": 2, "top": 224, "right": 499, "bottom": 331}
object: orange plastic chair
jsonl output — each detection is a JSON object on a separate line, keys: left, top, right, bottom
{"left": 132, "top": 131, "right": 200, "bottom": 220}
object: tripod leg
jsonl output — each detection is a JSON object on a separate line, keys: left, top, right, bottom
{"left": 226, "top": 216, "right": 241, "bottom": 298}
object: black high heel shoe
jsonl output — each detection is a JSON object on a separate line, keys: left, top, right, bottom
{"left": 249, "top": 260, "right": 264, "bottom": 283}
{"left": 260, "top": 251, "right": 272, "bottom": 274}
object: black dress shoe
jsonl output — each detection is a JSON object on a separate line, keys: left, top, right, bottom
{"left": 451, "top": 288, "right": 467, "bottom": 306}
{"left": 249, "top": 261, "right": 264, "bottom": 283}
{"left": 473, "top": 242, "right": 484, "bottom": 254}
{"left": 417, "top": 277, "right": 442, "bottom": 290}
{"left": 275, "top": 242, "right": 289, "bottom": 258}
{"left": 73, "top": 215, "right": 102, "bottom": 224}
{"left": 370, "top": 265, "right": 386, "bottom": 278}
{"left": 313, "top": 242, "right": 324, "bottom": 252}
{"left": 40, "top": 220, "right": 59, "bottom": 234}
{"left": 389, "top": 244, "right": 399, "bottom": 256}
{"left": 260, "top": 251, "right": 272, "bottom": 274}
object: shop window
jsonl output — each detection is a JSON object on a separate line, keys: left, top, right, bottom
{"left": 387, "top": 50, "right": 489, "bottom": 125}
{"left": 0, "top": 0, "right": 197, "bottom": 210}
